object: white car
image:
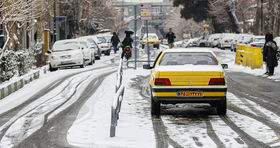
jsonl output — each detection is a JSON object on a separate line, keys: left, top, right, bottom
{"left": 250, "top": 36, "right": 265, "bottom": 48}
{"left": 211, "top": 34, "right": 223, "bottom": 47}
{"left": 96, "top": 35, "right": 111, "bottom": 56}
{"left": 218, "top": 33, "right": 237, "bottom": 50}
{"left": 231, "top": 34, "right": 254, "bottom": 51}
{"left": 99, "top": 33, "right": 113, "bottom": 50}
{"left": 79, "top": 39, "right": 95, "bottom": 65}
{"left": 79, "top": 36, "right": 101, "bottom": 60}
{"left": 49, "top": 42, "right": 85, "bottom": 71}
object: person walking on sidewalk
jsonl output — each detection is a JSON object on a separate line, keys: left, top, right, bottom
{"left": 111, "top": 32, "right": 120, "bottom": 54}
{"left": 166, "top": 28, "right": 176, "bottom": 49}
{"left": 263, "top": 33, "right": 278, "bottom": 76}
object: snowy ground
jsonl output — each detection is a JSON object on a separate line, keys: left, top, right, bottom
{"left": 211, "top": 48, "right": 280, "bottom": 81}
{"left": 67, "top": 47, "right": 280, "bottom": 148}
{"left": 1, "top": 46, "right": 280, "bottom": 148}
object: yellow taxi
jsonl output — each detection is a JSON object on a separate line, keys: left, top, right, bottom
{"left": 143, "top": 48, "right": 228, "bottom": 115}
{"left": 142, "top": 33, "right": 160, "bottom": 49}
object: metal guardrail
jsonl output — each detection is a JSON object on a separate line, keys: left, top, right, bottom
{"left": 110, "top": 59, "right": 125, "bottom": 137}
{"left": 126, "top": 60, "right": 155, "bottom": 68}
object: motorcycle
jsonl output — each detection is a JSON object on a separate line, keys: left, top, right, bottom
{"left": 123, "top": 46, "right": 132, "bottom": 60}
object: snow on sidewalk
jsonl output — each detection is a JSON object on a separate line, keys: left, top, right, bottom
{"left": 211, "top": 48, "right": 280, "bottom": 81}
{"left": 67, "top": 69, "right": 156, "bottom": 148}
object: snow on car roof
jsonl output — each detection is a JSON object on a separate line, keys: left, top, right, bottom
{"left": 163, "top": 48, "right": 215, "bottom": 53}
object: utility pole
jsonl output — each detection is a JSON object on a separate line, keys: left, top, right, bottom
{"left": 261, "top": 0, "right": 264, "bottom": 34}
{"left": 53, "top": 0, "right": 56, "bottom": 43}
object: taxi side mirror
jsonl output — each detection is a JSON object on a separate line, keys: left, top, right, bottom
{"left": 143, "top": 64, "right": 152, "bottom": 69}
{"left": 221, "top": 64, "right": 228, "bottom": 69}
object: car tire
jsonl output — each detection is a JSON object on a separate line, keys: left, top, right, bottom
{"left": 217, "top": 98, "right": 227, "bottom": 115}
{"left": 142, "top": 44, "right": 145, "bottom": 49}
{"left": 157, "top": 45, "right": 160, "bottom": 49}
{"left": 151, "top": 88, "right": 160, "bottom": 115}
{"left": 49, "top": 64, "right": 58, "bottom": 72}
{"left": 89, "top": 58, "right": 93, "bottom": 65}
{"left": 80, "top": 60, "right": 86, "bottom": 68}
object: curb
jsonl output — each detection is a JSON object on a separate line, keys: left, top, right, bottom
{"left": 0, "top": 67, "right": 48, "bottom": 100}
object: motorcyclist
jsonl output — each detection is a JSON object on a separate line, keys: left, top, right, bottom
{"left": 121, "top": 31, "right": 134, "bottom": 59}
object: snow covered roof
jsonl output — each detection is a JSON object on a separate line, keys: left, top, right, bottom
{"left": 163, "top": 48, "right": 214, "bottom": 53}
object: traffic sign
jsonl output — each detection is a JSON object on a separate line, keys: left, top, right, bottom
{"left": 140, "top": 3, "right": 152, "bottom": 20}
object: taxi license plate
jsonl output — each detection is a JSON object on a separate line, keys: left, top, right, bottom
{"left": 178, "top": 91, "right": 203, "bottom": 97}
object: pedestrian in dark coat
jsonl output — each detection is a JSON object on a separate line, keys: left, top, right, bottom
{"left": 263, "top": 33, "right": 278, "bottom": 76}
{"left": 111, "top": 32, "right": 120, "bottom": 54}
{"left": 166, "top": 28, "right": 176, "bottom": 49}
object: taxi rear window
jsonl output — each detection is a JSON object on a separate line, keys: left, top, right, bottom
{"left": 159, "top": 52, "right": 218, "bottom": 66}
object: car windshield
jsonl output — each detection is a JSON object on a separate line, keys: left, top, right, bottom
{"left": 53, "top": 41, "right": 79, "bottom": 51}
{"left": 103, "top": 36, "right": 112, "bottom": 41}
{"left": 159, "top": 52, "right": 219, "bottom": 66}
{"left": 97, "top": 37, "right": 106, "bottom": 43}
{"left": 254, "top": 38, "right": 265, "bottom": 43}
{"left": 53, "top": 44, "right": 79, "bottom": 52}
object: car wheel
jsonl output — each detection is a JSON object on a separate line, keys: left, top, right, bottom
{"left": 150, "top": 89, "right": 160, "bottom": 115}
{"left": 49, "top": 64, "right": 58, "bottom": 72}
{"left": 89, "top": 58, "right": 93, "bottom": 65}
{"left": 217, "top": 98, "right": 227, "bottom": 115}
{"left": 157, "top": 45, "right": 160, "bottom": 49}
{"left": 80, "top": 60, "right": 86, "bottom": 68}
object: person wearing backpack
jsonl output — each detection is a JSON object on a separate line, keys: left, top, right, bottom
{"left": 111, "top": 32, "right": 120, "bottom": 54}
{"left": 263, "top": 33, "right": 278, "bottom": 76}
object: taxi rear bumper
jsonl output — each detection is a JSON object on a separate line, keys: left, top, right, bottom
{"left": 151, "top": 86, "right": 227, "bottom": 104}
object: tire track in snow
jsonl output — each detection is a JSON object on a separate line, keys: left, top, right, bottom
{"left": 16, "top": 71, "right": 115, "bottom": 148}
{"left": 227, "top": 101, "right": 280, "bottom": 145}
{"left": 131, "top": 75, "right": 184, "bottom": 148}
{"left": 220, "top": 115, "right": 270, "bottom": 148}
{"left": 205, "top": 119, "right": 226, "bottom": 148}
{"left": 0, "top": 68, "right": 116, "bottom": 147}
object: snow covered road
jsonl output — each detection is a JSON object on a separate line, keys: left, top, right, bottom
{"left": 1, "top": 47, "right": 280, "bottom": 148}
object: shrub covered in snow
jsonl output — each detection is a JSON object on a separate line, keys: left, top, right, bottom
{"left": 0, "top": 48, "right": 37, "bottom": 83}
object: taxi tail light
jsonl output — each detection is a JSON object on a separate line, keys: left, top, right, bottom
{"left": 252, "top": 44, "right": 257, "bottom": 47}
{"left": 155, "top": 78, "right": 171, "bottom": 86}
{"left": 209, "top": 78, "right": 225, "bottom": 85}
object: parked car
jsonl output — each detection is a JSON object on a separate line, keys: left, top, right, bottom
{"left": 218, "top": 33, "right": 237, "bottom": 50}
{"left": 99, "top": 33, "right": 113, "bottom": 51}
{"left": 250, "top": 36, "right": 265, "bottom": 48}
{"left": 162, "top": 39, "right": 168, "bottom": 45}
{"left": 143, "top": 48, "right": 228, "bottom": 115}
{"left": 211, "top": 33, "right": 223, "bottom": 48}
{"left": 231, "top": 34, "right": 254, "bottom": 51}
{"left": 78, "top": 39, "right": 95, "bottom": 65}
{"left": 142, "top": 33, "right": 160, "bottom": 49}
{"left": 93, "top": 35, "right": 111, "bottom": 56}
{"left": 197, "top": 35, "right": 209, "bottom": 47}
{"left": 79, "top": 36, "right": 101, "bottom": 60}
{"left": 49, "top": 40, "right": 86, "bottom": 71}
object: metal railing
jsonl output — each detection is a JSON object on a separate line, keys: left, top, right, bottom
{"left": 110, "top": 59, "right": 125, "bottom": 137}
{"left": 126, "top": 60, "right": 155, "bottom": 68}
